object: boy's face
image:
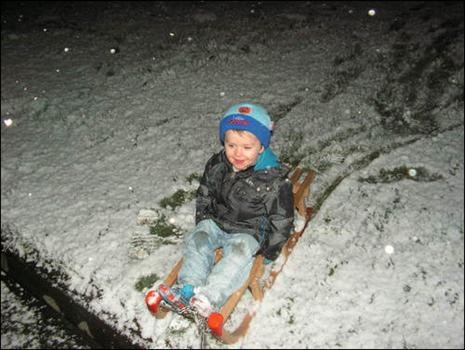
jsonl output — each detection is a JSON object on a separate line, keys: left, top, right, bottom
{"left": 224, "top": 130, "right": 264, "bottom": 171}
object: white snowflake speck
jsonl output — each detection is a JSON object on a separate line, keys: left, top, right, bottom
{"left": 384, "top": 245, "right": 394, "bottom": 254}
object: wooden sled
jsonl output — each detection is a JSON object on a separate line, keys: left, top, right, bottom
{"left": 145, "top": 167, "right": 316, "bottom": 344}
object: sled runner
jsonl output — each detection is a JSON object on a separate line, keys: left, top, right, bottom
{"left": 145, "top": 167, "right": 316, "bottom": 344}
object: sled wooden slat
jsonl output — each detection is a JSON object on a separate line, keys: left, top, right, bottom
{"left": 292, "top": 169, "right": 316, "bottom": 218}
{"left": 153, "top": 167, "right": 317, "bottom": 344}
{"left": 219, "top": 254, "right": 264, "bottom": 322}
{"left": 289, "top": 167, "right": 303, "bottom": 185}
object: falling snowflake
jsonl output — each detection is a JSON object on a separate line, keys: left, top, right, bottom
{"left": 384, "top": 245, "right": 394, "bottom": 254}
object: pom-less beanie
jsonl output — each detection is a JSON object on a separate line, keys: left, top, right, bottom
{"left": 219, "top": 102, "right": 273, "bottom": 148}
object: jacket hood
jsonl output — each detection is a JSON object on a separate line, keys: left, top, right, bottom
{"left": 254, "top": 148, "right": 280, "bottom": 171}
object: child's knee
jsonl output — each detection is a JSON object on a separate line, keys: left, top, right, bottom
{"left": 230, "top": 236, "right": 258, "bottom": 257}
{"left": 189, "top": 230, "right": 210, "bottom": 251}
{"left": 186, "top": 220, "right": 218, "bottom": 249}
{"left": 231, "top": 241, "right": 248, "bottom": 256}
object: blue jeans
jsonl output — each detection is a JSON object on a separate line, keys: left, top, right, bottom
{"left": 178, "top": 219, "right": 259, "bottom": 308}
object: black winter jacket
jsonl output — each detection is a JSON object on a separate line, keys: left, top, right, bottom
{"left": 195, "top": 150, "right": 294, "bottom": 261}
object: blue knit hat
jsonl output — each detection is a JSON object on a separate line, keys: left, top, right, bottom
{"left": 219, "top": 103, "right": 273, "bottom": 148}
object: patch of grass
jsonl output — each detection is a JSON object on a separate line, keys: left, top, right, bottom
{"left": 149, "top": 215, "right": 183, "bottom": 238}
{"left": 288, "top": 314, "right": 295, "bottom": 325}
{"left": 280, "top": 131, "right": 309, "bottom": 168}
{"left": 135, "top": 273, "right": 160, "bottom": 292}
{"left": 358, "top": 166, "right": 444, "bottom": 184}
{"left": 186, "top": 173, "right": 201, "bottom": 184}
{"left": 159, "top": 189, "right": 196, "bottom": 209}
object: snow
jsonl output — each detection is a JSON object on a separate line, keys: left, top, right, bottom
{"left": 1, "top": 1, "right": 463, "bottom": 349}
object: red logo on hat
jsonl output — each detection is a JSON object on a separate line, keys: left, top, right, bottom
{"left": 229, "top": 117, "right": 249, "bottom": 125}
{"left": 238, "top": 106, "right": 251, "bottom": 114}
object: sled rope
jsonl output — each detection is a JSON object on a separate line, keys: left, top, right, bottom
{"left": 194, "top": 312, "right": 209, "bottom": 349}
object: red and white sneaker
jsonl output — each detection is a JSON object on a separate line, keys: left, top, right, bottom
{"left": 145, "top": 288, "right": 162, "bottom": 314}
{"left": 189, "top": 293, "right": 213, "bottom": 318}
{"left": 157, "top": 283, "right": 193, "bottom": 312}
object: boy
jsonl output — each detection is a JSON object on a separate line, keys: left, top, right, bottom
{"left": 153, "top": 102, "right": 294, "bottom": 318}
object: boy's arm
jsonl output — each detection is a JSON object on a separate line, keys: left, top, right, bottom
{"left": 195, "top": 175, "right": 213, "bottom": 224}
{"left": 195, "top": 156, "right": 216, "bottom": 224}
{"left": 261, "top": 180, "right": 294, "bottom": 261}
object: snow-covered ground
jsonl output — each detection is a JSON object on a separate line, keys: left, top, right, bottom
{"left": 1, "top": 1, "right": 463, "bottom": 348}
